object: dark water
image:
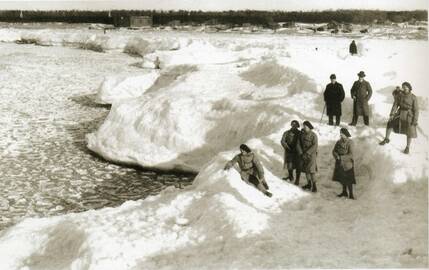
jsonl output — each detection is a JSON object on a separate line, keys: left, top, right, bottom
{"left": 0, "top": 43, "right": 195, "bottom": 230}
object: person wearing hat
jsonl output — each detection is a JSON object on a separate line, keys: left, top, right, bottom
{"left": 281, "top": 120, "right": 302, "bottom": 185}
{"left": 379, "top": 82, "right": 419, "bottom": 154}
{"left": 349, "top": 40, "right": 357, "bottom": 55}
{"left": 224, "top": 144, "right": 272, "bottom": 197}
{"left": 332, "top": 128, "right": 356, "bottom": 199}
{"left": 324, "top": 74, "right": 345, "bottom": 126}
{"left": 349, "top": 71, "right": 373, "bottom": 126}
{"left": 298, "top": 121, "right": 318, "bottom": 192}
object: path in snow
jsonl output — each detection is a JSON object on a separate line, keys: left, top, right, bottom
{"left": 0, "top": 43, "right": 194, "bottom": 230}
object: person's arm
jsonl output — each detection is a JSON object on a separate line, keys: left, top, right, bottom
{"left": 253, "top": 155, "right": 265, "bottom": 180}
{"left": 281, "top": 131, "right": 290, "bottom": 150}
{"left": 366, "top": 82, "right": 373, "bottom": 100}
{"left": 339, "top": 84, "right": 345, "bottom": 102}
{"left": 224, "top": 155, "right": 239, "bottom": 170}
{"left": 303, "top": 133, "right": 318, "bottom": 156}
{"left": 350, "top": 82, "right": 357, "bottom": 99}
{"left": 412, "top": 95, "right": 419, "bottom": 125}
{"left": 389, "top": 97, "right": 399, "bottom": 119}
{"left": 323, "top": 85, "right": 329, "bottom": 103}
{"left": 332, "top": 142, "right": 340, "bottom": 160}
{"left": 340, "top": 141, "right": 354, "bottom": 162}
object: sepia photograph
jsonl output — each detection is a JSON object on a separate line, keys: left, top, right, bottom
{"left": 0, "top": 0, "right": 427, "bottom": 269}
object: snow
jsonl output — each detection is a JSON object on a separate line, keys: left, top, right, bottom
{"left": 0, "top": 27, "right": 427, "bottom": 269}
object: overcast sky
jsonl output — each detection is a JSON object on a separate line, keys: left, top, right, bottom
{"left": 0, "top": 0, "right": 427, "bottom": 11}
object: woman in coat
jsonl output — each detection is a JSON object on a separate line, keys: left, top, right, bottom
{"left": 281, "top": 120, "right": 301, "bottom": 185}
{"left": 349, "top": 71, "right": 373, "bottom": 126}
{"left": 224, "top": 144, "right": 272, "bottom": 197}
{"left": 379, "top": 82, "right": 419, "bottom": 154}
{"left": 298, "top": 121, "right": 318, "bottom": 192}
{"left": 332, "top": 128, "right": 356, "bottom": 200}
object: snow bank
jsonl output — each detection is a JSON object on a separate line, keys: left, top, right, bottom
{"left": 96, "top": 71, "right": 160, "bottom": 104}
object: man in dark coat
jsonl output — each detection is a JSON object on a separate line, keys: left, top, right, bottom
{"left": 349, "top": 71, "right": 373, "bottom": 126}
{"left": 281, "top": 120, "right": 301, "bottom": 185}
{"left": 324, "top": 74, "right": 345, "bottom": 126}
{"left": 298, "top": 121, "right": 318, "bottom": 193}
{"left": 379, "top": 82, "right": 419, "bottom": 154}
{"left": 349, "top": 40, "right": 357, "bottom": 55}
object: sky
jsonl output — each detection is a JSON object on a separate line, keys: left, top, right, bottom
{"left": 0, "top": 0, "right": 427, "bottom": 11}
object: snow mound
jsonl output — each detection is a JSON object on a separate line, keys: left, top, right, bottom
{"left": 0, "top": 151, "right": 307, "bottom": 270}
{"left": 96, "top": 71, "right": 161, "bottom": 104}
{"left": 240, "top": 60, "right": 317, "bottom": 95}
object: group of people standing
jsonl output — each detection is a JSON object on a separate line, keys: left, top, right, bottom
{"left": 224, "top": 71, "right": 419, "bottom": 200}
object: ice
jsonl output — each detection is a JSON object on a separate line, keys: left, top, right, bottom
{"left": 0, "top": 27, "right": 427, "bottom": 269}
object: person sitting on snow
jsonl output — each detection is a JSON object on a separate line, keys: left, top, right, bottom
{"left": 332, "top": 128, "right": 356, "bottom": 200}
{"left": 298, "top": 121, "right": 318, "bottom": 193}
{"left": 281, "top": 120, "right": 302, "bottom": 185}
{"left": 224, "top": 144, "right": 272, "bottom": 197}
{"left": 379, "top": 82, "right": 419, "bottom": 154}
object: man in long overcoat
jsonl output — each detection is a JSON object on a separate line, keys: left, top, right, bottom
{"left": 281, "top": 120, "right": 301, "bottom": 185}
{"left": 379, "top": 82, "right": 419, "bottom": 154}
{"left": 324, "top": 74, "right": 345, "bottom": 126}
{"left": 298, "top": 121, "right": 318, "bottom": 193}
{"left": 349, "top": 71, "right": 373, "bottom": 126}
{"left": 349, "top": 40, "right": 357, "bottom": 55}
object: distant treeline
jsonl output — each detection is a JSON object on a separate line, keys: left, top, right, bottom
{"left": 0, "top": 9, "right": 427, "bottom": 25}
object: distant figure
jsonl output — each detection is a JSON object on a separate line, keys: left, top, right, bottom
{"left": 224, "top": 144, "right": 272, "bottom": 197}
{"left": 332, "top": 128, "right": 356, "bottom": 200}
{"left": 349, "top": 40, "right": 357, "bottom": 55}
{"left": 154, "top": 56, "right": 161, "bottom": 69}
{"left": 298, "top": 121, "right": 318, "bottom": 192}
{"left": 349, "top": 71, "right": 373, "bottom": 126}
{"left": 281, "top": 120, "right": 302, "bottom": 185}
{"left": 324, "top": 74, "right": 345, "bottom": 126}
{"left": 379, "top": 82, "right": 419, "bottom": 154}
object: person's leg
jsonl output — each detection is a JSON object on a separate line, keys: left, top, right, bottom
{"left": 364, "top": 116, "right": 369, "bottom": 126}
{"left": 287, "top": 169, "right": 294, "bottom": 181}
{"left": 347, "top": 184, "right": 355, "bottom": 199}
{"left": 294, "top": 170, "right": 301, "bottom": 186}
{"left": 380, "top": 127, "right": 393, "bottom": 145}
{"left": 311, "top": 174, "right": 317, "bottom": 192}
{"left": 349, "top": 115, "right": 358, "bottom": 126}
{"left": 302, "top": 173, "right": 312, "bottom": 190}
{"left": 337, "top": 184, "right": 348, "bottom": 197}
{"left": 328, "top": 115, "right": 334, "bottom": 125}
{"left": 249, "top": 175, "right": 272, "bottom": 197}
{"left": 404, "top": 136, "right": 412, "bottom": 154}
{"left": 335, "top": 115, "right": 341, "bottom": 126}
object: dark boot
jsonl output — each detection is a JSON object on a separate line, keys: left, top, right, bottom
{"left": 364, "top": 116, "right": 369, "bottom": 126}
{"left": 349, "top": 115, "right": 357, "bottom": 126}
{"left": 294, "top": 171, "right": 301, "bottom": 186}
{"left": 337, "top": 185, "right": 348, "bottom": 197}
{"left": 283, "top": 170, "right": 294, "bottom": 181}
{"left": 311, "top": 182, "right": 317, "bottom": 193}
{"left": 347, "top": 184, "right": 355, "bottom": 200}
{"left": 335, "top": 115, "right": 341, "bottom": 126}
{"left": 264, "top": 191, "right": 272, "bottom": 197}
{"left": 379, "top": 138, "right": 390, "bottom": 145}
{"left": 403, "top": 147, "right": 410, "bottom": 154}
{"left": 328, "top": 115, "right": 334, "bottom": 126}
{"left": 302, "top": 183, "right": 311, "bottom": 190}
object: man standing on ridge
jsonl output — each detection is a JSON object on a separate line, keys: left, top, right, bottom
{"left": 349, "top": 71, "right": 373, "bottom": 126}
{"left": 324, "top": 74, "right": 345, "bottom": 126}
{"left": 281, "top": 120, "right": 302, "bottom": 185}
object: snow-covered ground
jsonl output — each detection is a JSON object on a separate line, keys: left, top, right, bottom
{"left": 0, "top": 28, "right": 427, "bottom": 269}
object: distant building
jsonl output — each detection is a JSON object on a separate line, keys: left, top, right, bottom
{"left": 130, "top": 16, "right": 153, "bottom": 28}
{"left": 113, "top": 15, "right": 152, "bottom": 28}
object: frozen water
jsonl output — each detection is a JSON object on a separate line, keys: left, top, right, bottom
{"left": 0, "top": 43, "right": 194, "bottom": 230}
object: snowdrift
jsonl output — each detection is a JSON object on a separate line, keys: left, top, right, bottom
{"left": 0, "top": 32, "right": 427, "bottom": 269}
